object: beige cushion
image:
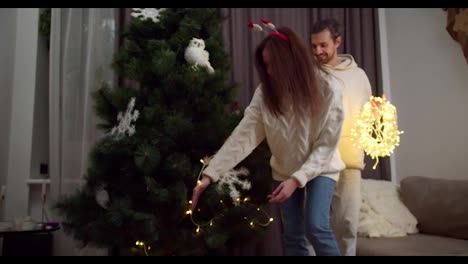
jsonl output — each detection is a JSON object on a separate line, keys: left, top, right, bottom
{"left": 358, "top": 179, "right": 418, "bottom": 238}
{"left": 400, "top": 176, "right": 468, "bottom": 240}
{"left": 357, "top": 234, "right": 468, "bottom": 256}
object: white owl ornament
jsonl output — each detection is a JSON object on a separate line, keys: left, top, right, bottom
{"left": 184, "top": 37, "right": 215, "bottom": 74}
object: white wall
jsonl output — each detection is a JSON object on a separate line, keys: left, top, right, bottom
{"left": 0, "top": 9, "right": 17, "bottom": 220}
{"left": 0, "top": 8, "right": 48, "bottom": 224}
{"left": 5, "top": 8, "right": 40, "bottom": 221}
{"left": 383, "top": 8, "right": 468, "bottom": 182}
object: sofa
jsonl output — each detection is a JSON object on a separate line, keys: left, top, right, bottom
{"left": 357, "top": 176, "right": 468, "bottom": 256}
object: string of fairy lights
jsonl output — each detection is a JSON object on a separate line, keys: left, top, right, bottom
{"left": 186, "top": 196, "right": 274, "bottom": 233}
{"left": 135, "top": 156, "right": 274, "bottom": 255}
{"left": 188, "top": 157, "right": 274, "bottom": 233}
{"left": 351, "top": 95, "right": 403, "bottom": 169}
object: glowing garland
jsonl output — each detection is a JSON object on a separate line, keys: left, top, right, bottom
{"left": 189, "top": 157, "right": 273, "bottom": 234}
{"left": 350, "top": 95, "right": 403, "bottom": 169}
{"left": 134, "top": 241, "right": 150, "bottom": 256}
{"left": 136, "top": 156, "right": 274, "bottom": 256}
{"left": 187, "top": 198, "right": 274, "bottom": 234}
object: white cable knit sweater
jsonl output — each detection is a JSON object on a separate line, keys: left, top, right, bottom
{"left": 323, "top": 54, "right": 372, "bottom": 170}
{"left": 203, "top": 73, "right": 345, "bottom": 188}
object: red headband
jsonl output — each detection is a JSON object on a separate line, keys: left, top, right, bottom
{"left": 269, "top": 31, "right": 289, "bottom": 43}
{"left": 248, "top": 19, "right": 289, "bottom": 43}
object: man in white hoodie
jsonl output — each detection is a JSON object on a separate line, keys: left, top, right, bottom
{"left": 311, "top": 18, "right": 372, "bottom": 256}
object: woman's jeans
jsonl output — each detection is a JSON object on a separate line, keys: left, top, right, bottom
{"left": 279, "top": 176, "right": 340, "bottom": 256}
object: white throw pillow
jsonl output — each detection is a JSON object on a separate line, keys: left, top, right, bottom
{"left": 358, "top": 179, "right": 419, "bottom": 238}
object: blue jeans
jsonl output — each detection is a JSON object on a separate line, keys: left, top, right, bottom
{"left": 279, "top": 176, "right": 340, "bottom": 256}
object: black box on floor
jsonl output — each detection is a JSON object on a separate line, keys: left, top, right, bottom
{"left": 2, "top": 232, "right": 53, "bottom": 256}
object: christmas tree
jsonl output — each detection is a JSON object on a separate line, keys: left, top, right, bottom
{"left": 54, "top": 8, "right": 273, "bottom": 256}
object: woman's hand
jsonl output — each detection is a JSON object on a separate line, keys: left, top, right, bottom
{"left": 267, "top": 178, "right": 300, "bottom": 203}
{"left": 191, "top": 175, "right": 212, "bottom": 210}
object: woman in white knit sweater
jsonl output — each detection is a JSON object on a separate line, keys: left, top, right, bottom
{"left": 191, "top": 26, "right": 345, "bottom": 256}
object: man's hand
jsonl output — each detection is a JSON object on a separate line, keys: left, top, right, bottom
{"left": 268, "top": 178, "right": 300, "bottom": 203}
{"left": 191, "top": 175, "right": 211, "bottom": 210}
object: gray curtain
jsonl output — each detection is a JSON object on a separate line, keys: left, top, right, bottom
{"left": 222, "top": 8, "right": 386, "bottom": 256}
{"left": 222, "top": 8, "right": 314, "bottom": 108}
{"left": 222, "top": 8, "right": 382, "bottom": 106}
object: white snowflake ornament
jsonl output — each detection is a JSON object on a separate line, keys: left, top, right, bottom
{"left": 111, "top": 97, "right": 139, "bottom": 139}
{"left": 131, "top": 8, "right": 166, "bottom": 23}
{"left": 217, "top": 167, "right": 251, "bottom": 206}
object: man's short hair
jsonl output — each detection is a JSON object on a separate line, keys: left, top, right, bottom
{"left": 311, "top": 18, "right": 341, "bottom": 40}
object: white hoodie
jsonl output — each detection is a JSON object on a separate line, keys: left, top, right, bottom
{"left": 323, "top": 54, "right": 372, "bottom": 170}
{"left": 203, "top": 72, "right": 345, "bottom": 188}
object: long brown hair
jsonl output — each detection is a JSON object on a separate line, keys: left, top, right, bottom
{"left": 254, "top": 27, "right": 324, "bottom": 117}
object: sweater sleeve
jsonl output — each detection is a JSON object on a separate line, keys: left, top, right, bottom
{"left": 292, "top": 77, "right": 345, "bottom": 187}
{"left": 203, "top": 87, "right": 266, "bottom": 183}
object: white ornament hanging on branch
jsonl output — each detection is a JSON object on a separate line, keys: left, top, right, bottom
{"left": 184, "top": 37, "right": 215, "bottom": 74}
{"left": 111, "top": 97, "right": 139, "bottom": 139}
{"left": 131, "top": 8, "right": 165, "bottom": 23}
{"left": 196, "top": 157, "right": 251, "bottom": 206}
{"left": 351, "top": 95, "right": 404, "bottom": 169}
{"left": 95, "top": 188, "right": 110, "bottom": 209}
{"left": 217, "top": 167, "right": 251, "bottom": 206}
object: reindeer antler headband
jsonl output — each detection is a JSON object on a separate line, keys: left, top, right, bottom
{"left": 248, "top": 19, "right": 289, "bottom": 43}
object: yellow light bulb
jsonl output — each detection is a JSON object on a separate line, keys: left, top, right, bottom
{"left": 188, "top": 200, "right": 192, "bottom": 204}
{"left": 196, "top": 226, "right": 200, "bottom": 233}
{"left": 186, "top": 209, "right": 192, "bottom": 215}
{"left": 135, "top": 241, "right": 144, "bottom": 246}
{"left": 269, "top": 218, "right": 274, "bottom": 222}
